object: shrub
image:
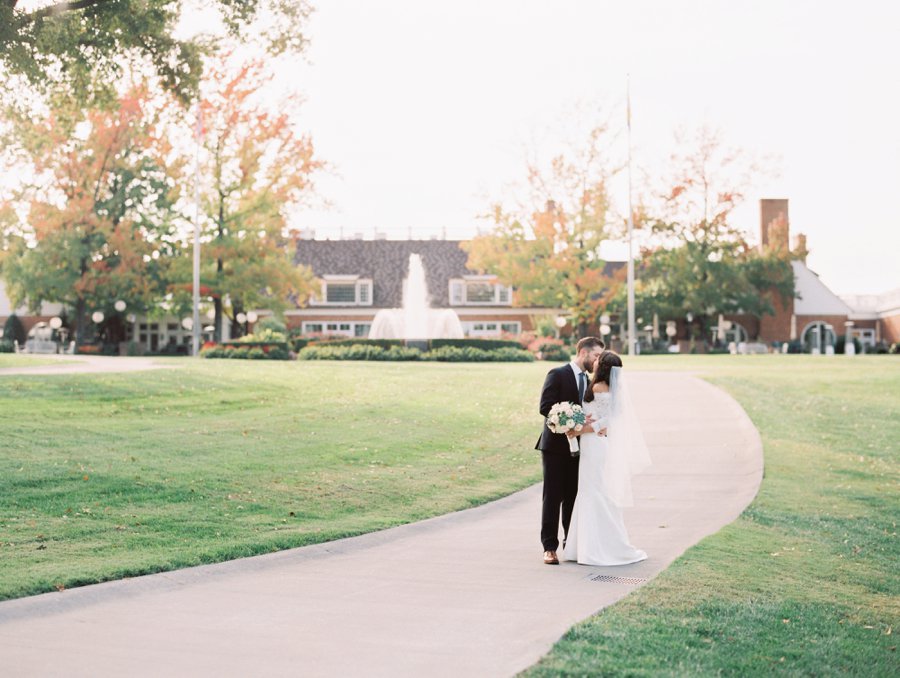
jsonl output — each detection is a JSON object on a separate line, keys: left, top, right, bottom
{"left": 221, "top": 340, "right": 289, "bottom": 352}
{"left": 422, "top": 346, "right": 534, "bottom": 362}
{"left": 872, "top": 341, "right": 890, "bottom": 354}
{"left": 236, "top": 328, "right": 287, "bottom": 343}
{"left": 0, "top": 339, "right": 14, "bottom": 353}
{"left": 890, "top": 342, "right": 900, "bottom": 355}
{"left": 297, "top": 342, "right": 534, "bottom": 362}
{"left": 537, "top": 344, "right": 571, "bottom": 362}
{"left": 2, "top": 314, "right": 26, "bottom": 345}
{"left": 247, "top": 347, "right": 267, "bottom": 360}
{"left": 834, "top": 335, "right": 862, "bottom": 355}
{"left": 299, "top": 343, "right": 421, "bottom": 361}
{"left": 428, "top": 338, "right": 521, "bottom": 351}
{"left": 383, "top": 345, "right": 421, "bottom": 360}
{"left": 490, "top": 347, "right": 535, "bottom": 362}
{"left": 228, "top": 347, "right": 250, "bottom": 359}
{"left": 266, "top": 346, "right": 291, "bottom": 360}
{"left": 311, "top": 338, "right": 405, "bottom": 349}
{"left": 786, "top": 339, "right": 804, "bottom": 354}
{"left": 256, "top": 316, "right": 287, "bottom": 335}
{"left": 201, "top": 346, "right": 225, "bottom": 359}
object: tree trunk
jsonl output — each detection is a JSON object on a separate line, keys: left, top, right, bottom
{"left": 213, "top": 255, "right": 224, "bottom": 343}
{"left": 74, "top": 297, "right": 87, "bottom": 347}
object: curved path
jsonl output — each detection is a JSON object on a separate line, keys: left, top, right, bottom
{"left": 0, "top": 372, "right": 763, "bottom": 677}
{"left": 0, "top": 354, "right": 175, "bottom": 376}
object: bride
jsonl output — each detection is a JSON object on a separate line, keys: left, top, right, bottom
{"left": 562, "top": 351, "right": 651, "bottom": 566}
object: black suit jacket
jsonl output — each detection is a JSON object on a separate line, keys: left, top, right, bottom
{"left": 535, "top": 364, "right": 581, "bottom": 454}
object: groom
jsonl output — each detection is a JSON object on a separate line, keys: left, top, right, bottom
{"left": 535, "top": 336, "right": 605, "bottom": 565}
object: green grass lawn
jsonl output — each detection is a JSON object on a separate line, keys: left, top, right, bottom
{"left": 1, "top": 355, "right": 897, "bottom": 675}
{"left": 526, "top": 355, "right": 899, "bottom": 677}
{"left": 0, "top": 360, "right": 549, "bottom": 599}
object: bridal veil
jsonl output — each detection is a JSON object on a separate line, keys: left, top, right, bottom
{"left": 603, "top": 366, "right": 652, "bottom": 507}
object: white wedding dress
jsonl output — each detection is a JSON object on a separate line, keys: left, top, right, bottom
{"left": 562, "top": 392, "right": 647, "bottom": 566}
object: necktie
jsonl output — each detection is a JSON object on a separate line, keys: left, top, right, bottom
{"left": 578, "top": 371, "right": 586, "bottom": 402}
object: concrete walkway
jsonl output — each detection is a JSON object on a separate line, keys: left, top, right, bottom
{"left": 0, "top": 354, "right": 175, "bottom": 376}
{"left": 0, "top": 372, "right": 763, "bottom": 677}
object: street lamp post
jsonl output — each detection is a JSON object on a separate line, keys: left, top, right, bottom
{"left": 625, "top": 74, "right": 636, "bottom": 355}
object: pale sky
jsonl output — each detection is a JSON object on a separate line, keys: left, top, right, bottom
{"left": 12, "top": 1, "right": 896, "bottom": 297}
{"left": 276, "top": 0, "right": 899, "bottom": 296}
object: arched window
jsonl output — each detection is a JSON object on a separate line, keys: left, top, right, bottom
{"left": 801, "top": 321, "right": 836, "bottom": 354}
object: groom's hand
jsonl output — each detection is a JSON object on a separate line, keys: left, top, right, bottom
{"left": 596, "top": 427, "right": 608, "bottom": 437}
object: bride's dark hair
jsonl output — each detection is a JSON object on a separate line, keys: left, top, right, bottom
{"left": 583, "top": 350, "right": 623, "bottom": 402}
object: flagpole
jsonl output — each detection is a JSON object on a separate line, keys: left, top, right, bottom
{"left": 192, "top": 105, "right": 202, "bottom": 356}
{"left": 626, "top": 74, "right": 636, "bottom": 355}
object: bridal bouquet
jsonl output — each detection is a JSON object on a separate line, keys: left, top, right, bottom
{"left": 546, "top": 402, "right": 587, "bottom": 455}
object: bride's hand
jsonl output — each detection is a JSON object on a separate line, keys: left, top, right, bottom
{"left": 597, "top": 427, "right": 607, "bottom": 437}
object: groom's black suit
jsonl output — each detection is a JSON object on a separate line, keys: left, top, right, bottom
{"left": 535, "top": 363, "right": 583, "bottom": 552}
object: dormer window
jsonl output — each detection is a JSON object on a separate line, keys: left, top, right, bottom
{"left": 326, "top": 283, "right": 356, "bottom": 303}
{"left": 448, "top": 276, "right": 513, "bottom": 306}
{"left": 313, "top": 275, "right": 373, "bottom": 306}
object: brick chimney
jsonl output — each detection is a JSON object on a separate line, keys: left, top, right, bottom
{"left": 760, "top": 198, "right": 789, "bottom": 252}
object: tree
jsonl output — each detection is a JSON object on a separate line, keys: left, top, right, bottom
{"left": 2, "top": 313, "right": 26, "bottom": 345}
{"left": 463, "top": 121, "right": 622, "bottom": 335}
{"left": 0, "top": 84, "right": 181, "bottom": 346}
{"left": 169, "top": 54, "right": 320, "bottom": 342}
{"left": 0, "top": 0, "right": 312, "bottom": 105}
{"left": 637, "top": 126, "right": 794, "bottom": 343}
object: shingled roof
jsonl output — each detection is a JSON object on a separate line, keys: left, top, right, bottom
{"left": 293, "top": 239, "right": 475, "bottom": 308}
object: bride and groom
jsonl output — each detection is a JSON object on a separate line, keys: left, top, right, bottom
{"left": 536, "top": 336, "right": 651, "bottom": 566}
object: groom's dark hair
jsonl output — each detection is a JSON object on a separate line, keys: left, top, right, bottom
{"left": 575, "top": 336, "right": 605, "bottom": 354}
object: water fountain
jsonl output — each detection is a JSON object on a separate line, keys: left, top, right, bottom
{"left": 368, "top": 253, "right": 464, "bottom": 340}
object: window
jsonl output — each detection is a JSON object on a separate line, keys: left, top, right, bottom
{"left": 314, "top": 276, "right": 374, "bottom": 306}
{"left": 466, "top": 282, "right": 495, "bottom": 303}
{"left": 326, "top": 284, "right": 356, "bottom": 303}
{"left": 301, "top": 321, "right": 368, "bottom": 338}
{"left": 464, "top": 321, "right": 511, "bottom": 337}
{"left": 500, "top": 322, "right": 520, "bottom": 334}
{"left": 449, "top": 277, "right": 513, "bottom": 305}
{"left": 358, "top": 282, "right": 371, "bottom": 304}
{"left": 852, "top": 328, "right": 875, "bottom": 348}
{"left": 450, "top": 281, "right": 464, "bottom": 305}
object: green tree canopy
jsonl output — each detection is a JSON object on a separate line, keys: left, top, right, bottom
{"left": 632, "top": 127, "right": 795, "bottom": 341}
{"left": 0, "top": 0, "right": 312, "bottom": 105}
{"left": 0, "top": 84, "right": 181, "bottom": 345}
{"left": 165, "top": 54, "right": 320, "bottom": 342}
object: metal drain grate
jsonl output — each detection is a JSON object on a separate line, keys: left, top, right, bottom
{"left": 590, "top": 574, "right": 646, "bottom": 585}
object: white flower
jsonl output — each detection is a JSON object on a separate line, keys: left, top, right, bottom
{"left": 566, "top": 420, "right": 576, "bottom": 429}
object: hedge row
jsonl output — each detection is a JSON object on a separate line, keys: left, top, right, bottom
{"left": 427, "top": 338, "right": 522, "bottom": 351}
{"left": 293, "top": 337, "right": 522, "bottom": 351}
{"left": 201, "top": 345, "right": 291, "bottom": 360}
{"left": 297, "top": 343, "right": 534, "bottom": 362}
